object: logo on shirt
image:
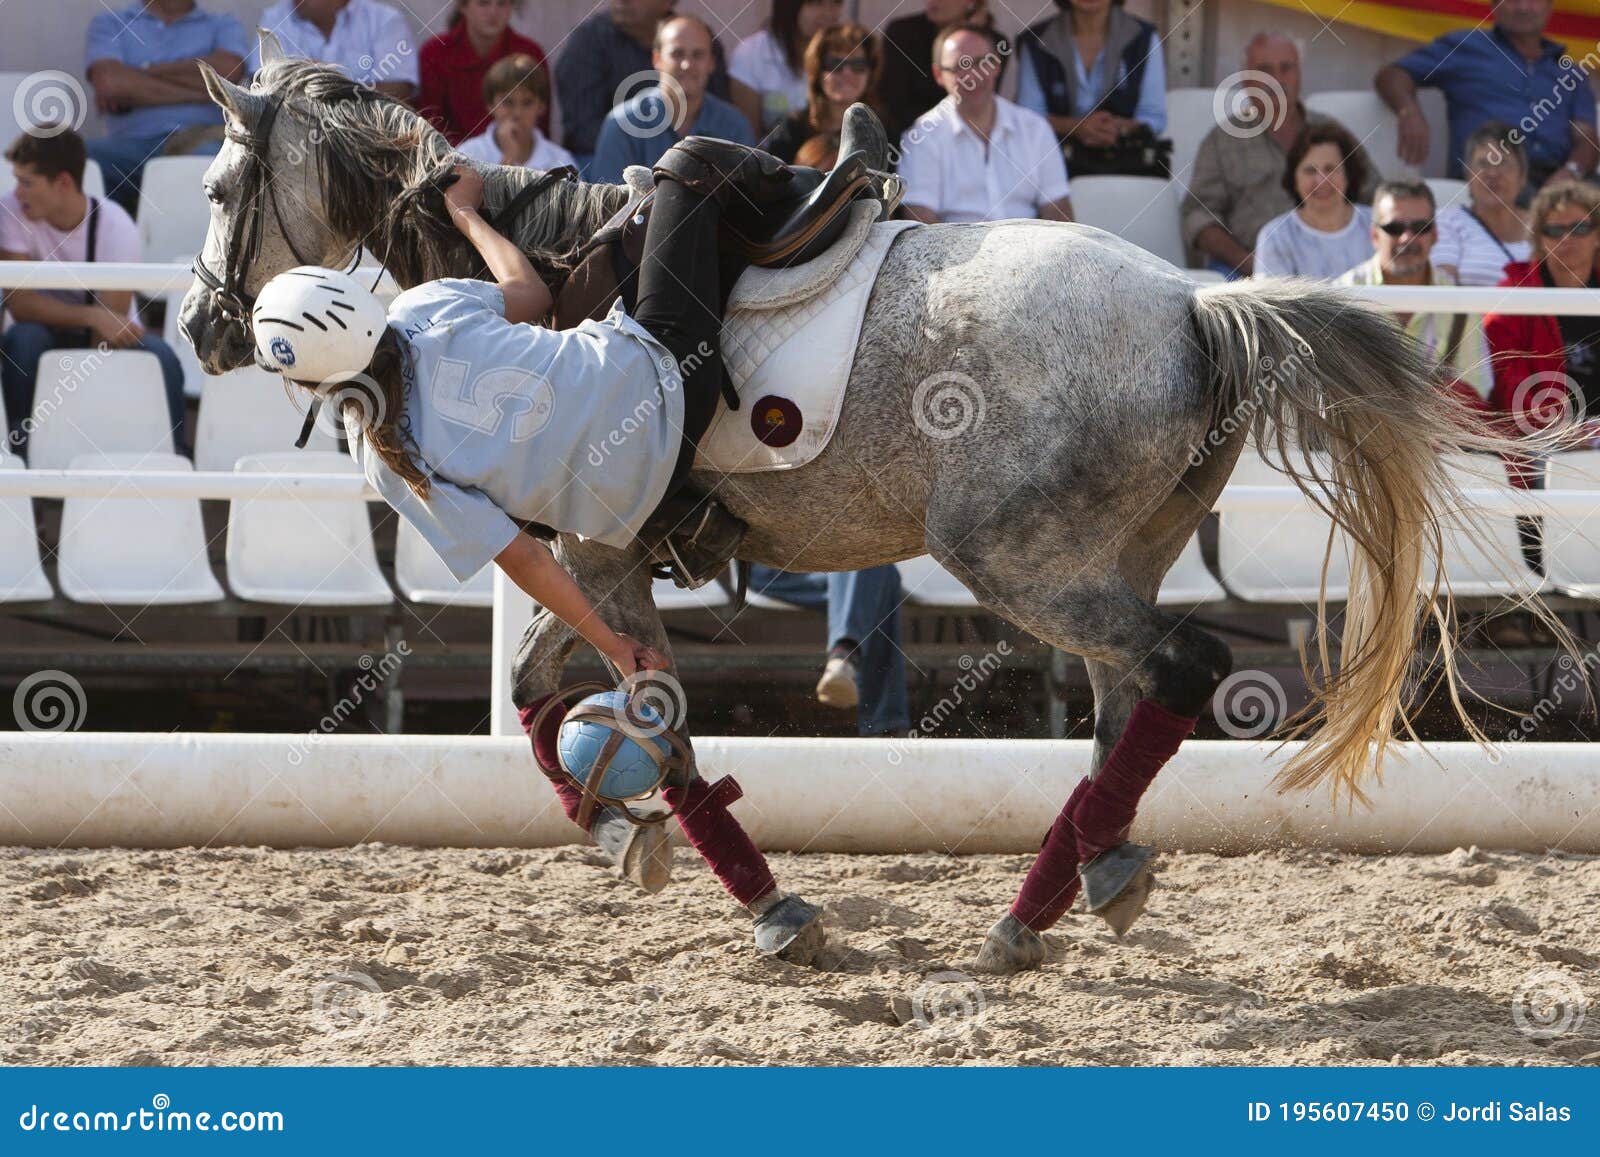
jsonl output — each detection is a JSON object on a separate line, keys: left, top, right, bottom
{"left": 269, "top": 336, "right": 296, "bottom": 368}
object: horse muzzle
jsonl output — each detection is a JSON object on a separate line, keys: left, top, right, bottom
{"left": 178, "top": 281, "right": 257, "bottom": 375}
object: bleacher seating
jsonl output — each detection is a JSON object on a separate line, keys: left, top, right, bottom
{"left": 1303, "top": 87, "right": 1450, "bottom": 180}
{"left": 1165, "top": 86, "right": 1220, "bottom": 194}
{"left": 1543, "top": 451, "right": 1600, "bottom": 598}
{"left": 1068, "top": 175, "right": 1187, "bottom": 268}
{"left": 1426, "top": 178, "right": 1469, "bottom": 212}
{"left": 136, "top": 156, "right": 214, "bottom": 264}
{"left": 1218, "top": 449, "right": 1353, "bottom": 603}
{"left": 1159, "top": 534, "right": 1226, "bottom": 605}
{"left": 225, "top": 450, "right": 392, "bottom": 606}
{"left": 194, "top": 365, "right": 335, "bottom": 471}
{"left": 25, "top": 348, "right": 175, "bottom": 469}
{"left": 0, "top": 451, "right": 52, "bottom": 602}
{"left": 395, "top": 519, "right": 495, "bottom": 607}
{"left": 57, "top": 450, "right": 223, "bottom": 605}
{"left": 1435, "top": 453, "right": 1546, "bottom": 596}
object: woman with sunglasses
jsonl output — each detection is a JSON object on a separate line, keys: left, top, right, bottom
{"left": 1485, "top": 181, "right": 1600, "bottom": 441}
{"left": 762, "top": 23, "right": 882, "bottom": 164}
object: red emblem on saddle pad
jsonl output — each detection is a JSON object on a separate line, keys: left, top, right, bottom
{"left": 751, "top": 395, "right": 803, "bottom": 447}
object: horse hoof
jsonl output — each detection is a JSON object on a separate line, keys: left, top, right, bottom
{"left": 1081, "top": 843, "right": 1156, "bottom": 938}
{"left": 753, "top": 894, "right": 826, "bottom": 963}
{"left": 974, "top": 913, "right": 1047, "bottom": 974}
{"left": 591, "top": 808, "right": 673, "bottom": 894}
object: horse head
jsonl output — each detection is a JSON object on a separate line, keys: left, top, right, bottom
{"left": 178, "top": 31, "right": 630, "bottom": 377}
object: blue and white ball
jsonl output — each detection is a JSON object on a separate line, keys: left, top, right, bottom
{"left": 556, "top": 691, "right": 673, "bottom": 799}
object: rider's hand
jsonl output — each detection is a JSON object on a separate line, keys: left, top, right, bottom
{"left": 444, "top": 164, "right": 485, "bottom": 216}
{"left": 605, "top": 633, "right": 669, "bottom": 678}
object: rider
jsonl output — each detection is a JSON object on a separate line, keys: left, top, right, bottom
{"left": 251, "top": 115, "right": 889, "bottom": 678}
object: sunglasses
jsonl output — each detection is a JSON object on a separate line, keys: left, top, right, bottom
{"left": 823, "top": 56, "right": 871, "bottom": 74}
{"left": 1540, "top": 220, "right": 1597, "bottom": 239}
{"left": 1376, "top": 218, "right": 1435, "bottom": 238}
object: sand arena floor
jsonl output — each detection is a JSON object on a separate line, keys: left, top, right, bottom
{"left": 2, "top": 844, "right": 1597, "bottom": 1066}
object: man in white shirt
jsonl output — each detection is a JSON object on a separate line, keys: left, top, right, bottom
{"left": 249, "top": 0, "right": 417, "bottom": 101}
{"left": 0, "top": 130, "right": 187, "bottom": 458}
{"left": 898, "top": 25, "right": 1073, "bottom": 225}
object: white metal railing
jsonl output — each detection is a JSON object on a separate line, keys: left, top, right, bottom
{"left": 0, "top": 262, "right": 398, "bottom": 297}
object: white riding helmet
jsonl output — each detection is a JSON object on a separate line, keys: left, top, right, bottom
{"left": 252, "top": 266, "right": 388, "bottom": 384}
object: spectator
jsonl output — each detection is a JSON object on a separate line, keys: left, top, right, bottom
{"left": 762, "top": 22, "right": 881, "bottom": 164}
{"left": 1253, "top": 122, "right": 1374, "bottom": 280}
{"left": 83, "top": 0, "right": 248, "bottom": 214}
{"left": 417, "top": 0, "right": 549, "bottom": 145}
{"left": 589, "top": 15, "right": 754, "bottom": 185}
{"left": 249, "top": 0, "right": 418, "bottom": 101}
{"left": 899, "top": 25, "right": 1073, "bottom": 224}
{"left": 1183, "top": 32, "right": 1378, "bottom": 279}
{"left": 1485, "top": 181, "right": 1600, "bottom": 442}
{"left": 1336, "top": 180, "right": 1493, "bottom": 410}
{"left": 1015, "top": 0, "right": 1167, "bottom": 169}
{"left": 1, "top": 131, "right": 186, "bottom": 458}
{"left": 746, "top": 566, "right": 911, "bottom": 738}
{"left": 729, "top": 0, "right": 844, "bottom": 137}
{"left": 454, "top": 55, "right": 575, "bottom": 171}
{"left": 555, "top": 0, "right": 732, "bottom": 170}
{"left": 1433, "top": 122, "right": 1534, "bottom": 287}
{"left": 1376, "top": 0, "right": 1597, "bottom": 189}
{"left": 879, "top": 0, "right": 996, "bottom": 142}
{"left": 794, "top": 134, "right": 838, "bottom": 168}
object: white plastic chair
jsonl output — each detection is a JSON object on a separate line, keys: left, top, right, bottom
{"left": 1426, "top": 178, "right": 1470, "bottom": 213}
{"left": 195, "top": 364, "right": 334, "bottom": 471}
{"left": 0, "top": 452, "right": 52, "bottom": 601}
{"left": 899, "top": 555, "right": 982, "bottom": 609}
{"left": 1218, "top": 449, "right": 1353, "bottom": 603}
{"left": 225, "top": 450, "right": 392, "bottom": 605}
{"left": 395, "top": 518, "right": 494, "bottom": 607}
{"left": 1532, "top": 451, "right": 1600, "bottom": 596}
{"left": 57, "top": 451, "right": 223, "bottom": 605}
{"left": 1165, "top": 86, "right": 1219, "bottom": 193}
{"left": 1434, "top": 453, "right": 1544, "bottom": 596}
{"left": 1068, "top": 176, "right": 1187, "bottom": 268}
{"left": 25, "top": 349, "right": 175, "bottom": 469}
{"left": 1156, "top": 534, "right": 1225, "bottom": 606}
{"left": 136, "top": 156, "right": 215, "bottom": 263}
{"left": 1305, "top": 88, "right": 1450, "bottom": 179}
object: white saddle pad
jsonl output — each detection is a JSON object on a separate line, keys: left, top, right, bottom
{"left": 696, "top": 217, "right": 918, "bottom": 474}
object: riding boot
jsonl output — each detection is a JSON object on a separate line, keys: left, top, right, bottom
{"left": 637, "top": 487, "right": 746, "bottom": 590}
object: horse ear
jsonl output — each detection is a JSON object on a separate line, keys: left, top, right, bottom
{"left": 198, "top": 60, "right": 265, "bottom": 126}
{"left": 257, "top": 28, "right": 288, "bottom": 69}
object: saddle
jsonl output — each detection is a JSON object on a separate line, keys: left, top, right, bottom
{"left": 554, "top": 160, "right": 899, "bottom": 332}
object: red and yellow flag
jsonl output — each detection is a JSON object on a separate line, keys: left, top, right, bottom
{"left": 1251, "top": 1, "right": 1600, "bottom": 55}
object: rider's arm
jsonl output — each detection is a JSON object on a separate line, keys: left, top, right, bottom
{"left": 494, "top": 533, "right": 666, "bottom": 677}
{"left": 445, "top": 167, "right": 554, "bottom": 324}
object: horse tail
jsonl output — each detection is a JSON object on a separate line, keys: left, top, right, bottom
{"left": 1186, "top": 277, "right": 1572, "bottom": 803}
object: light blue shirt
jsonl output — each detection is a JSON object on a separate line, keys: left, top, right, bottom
{"left": 85, "top": 2, "right": 249, "bottom": 139}
{"left": 352, "top": 279, "right": 685, "bottom": 582}
{"left": 589, "top": 89, "right": 755, "bottom": 184}
{"left": 1015, "top": 35, "right": 1167, "bottom": 134}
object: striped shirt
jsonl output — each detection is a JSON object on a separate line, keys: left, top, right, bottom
{"left": 1432, "top": 205, "right": 1532, "bottom": 288}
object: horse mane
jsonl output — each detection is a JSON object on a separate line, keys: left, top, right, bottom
{"left": 252, "top": 59, "right": 631, "bottom": 290}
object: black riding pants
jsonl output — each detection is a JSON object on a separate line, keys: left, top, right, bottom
{"left": 629, "top": 180, "right": 743, "bottom": 497}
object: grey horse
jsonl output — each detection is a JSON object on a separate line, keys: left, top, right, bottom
{"left": 178, "top": 51, "right": 1554, "bottom": 971}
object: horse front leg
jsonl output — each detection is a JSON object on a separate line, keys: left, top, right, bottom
{"left": 511, "top": 536, "right": 827, "bottom": 964}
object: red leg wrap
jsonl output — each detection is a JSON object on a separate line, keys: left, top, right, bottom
{"left": 1009, "top": 774, "right": 1093, "bottom": 932}
{"left": 1069, "top": 699, "right": 1197, "bottom": 862}
{"left": 662, "top": 775, "right": 776, "bottom": 907}
{"left": 518, "top": 697, "right": 587, "bottom": 828}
